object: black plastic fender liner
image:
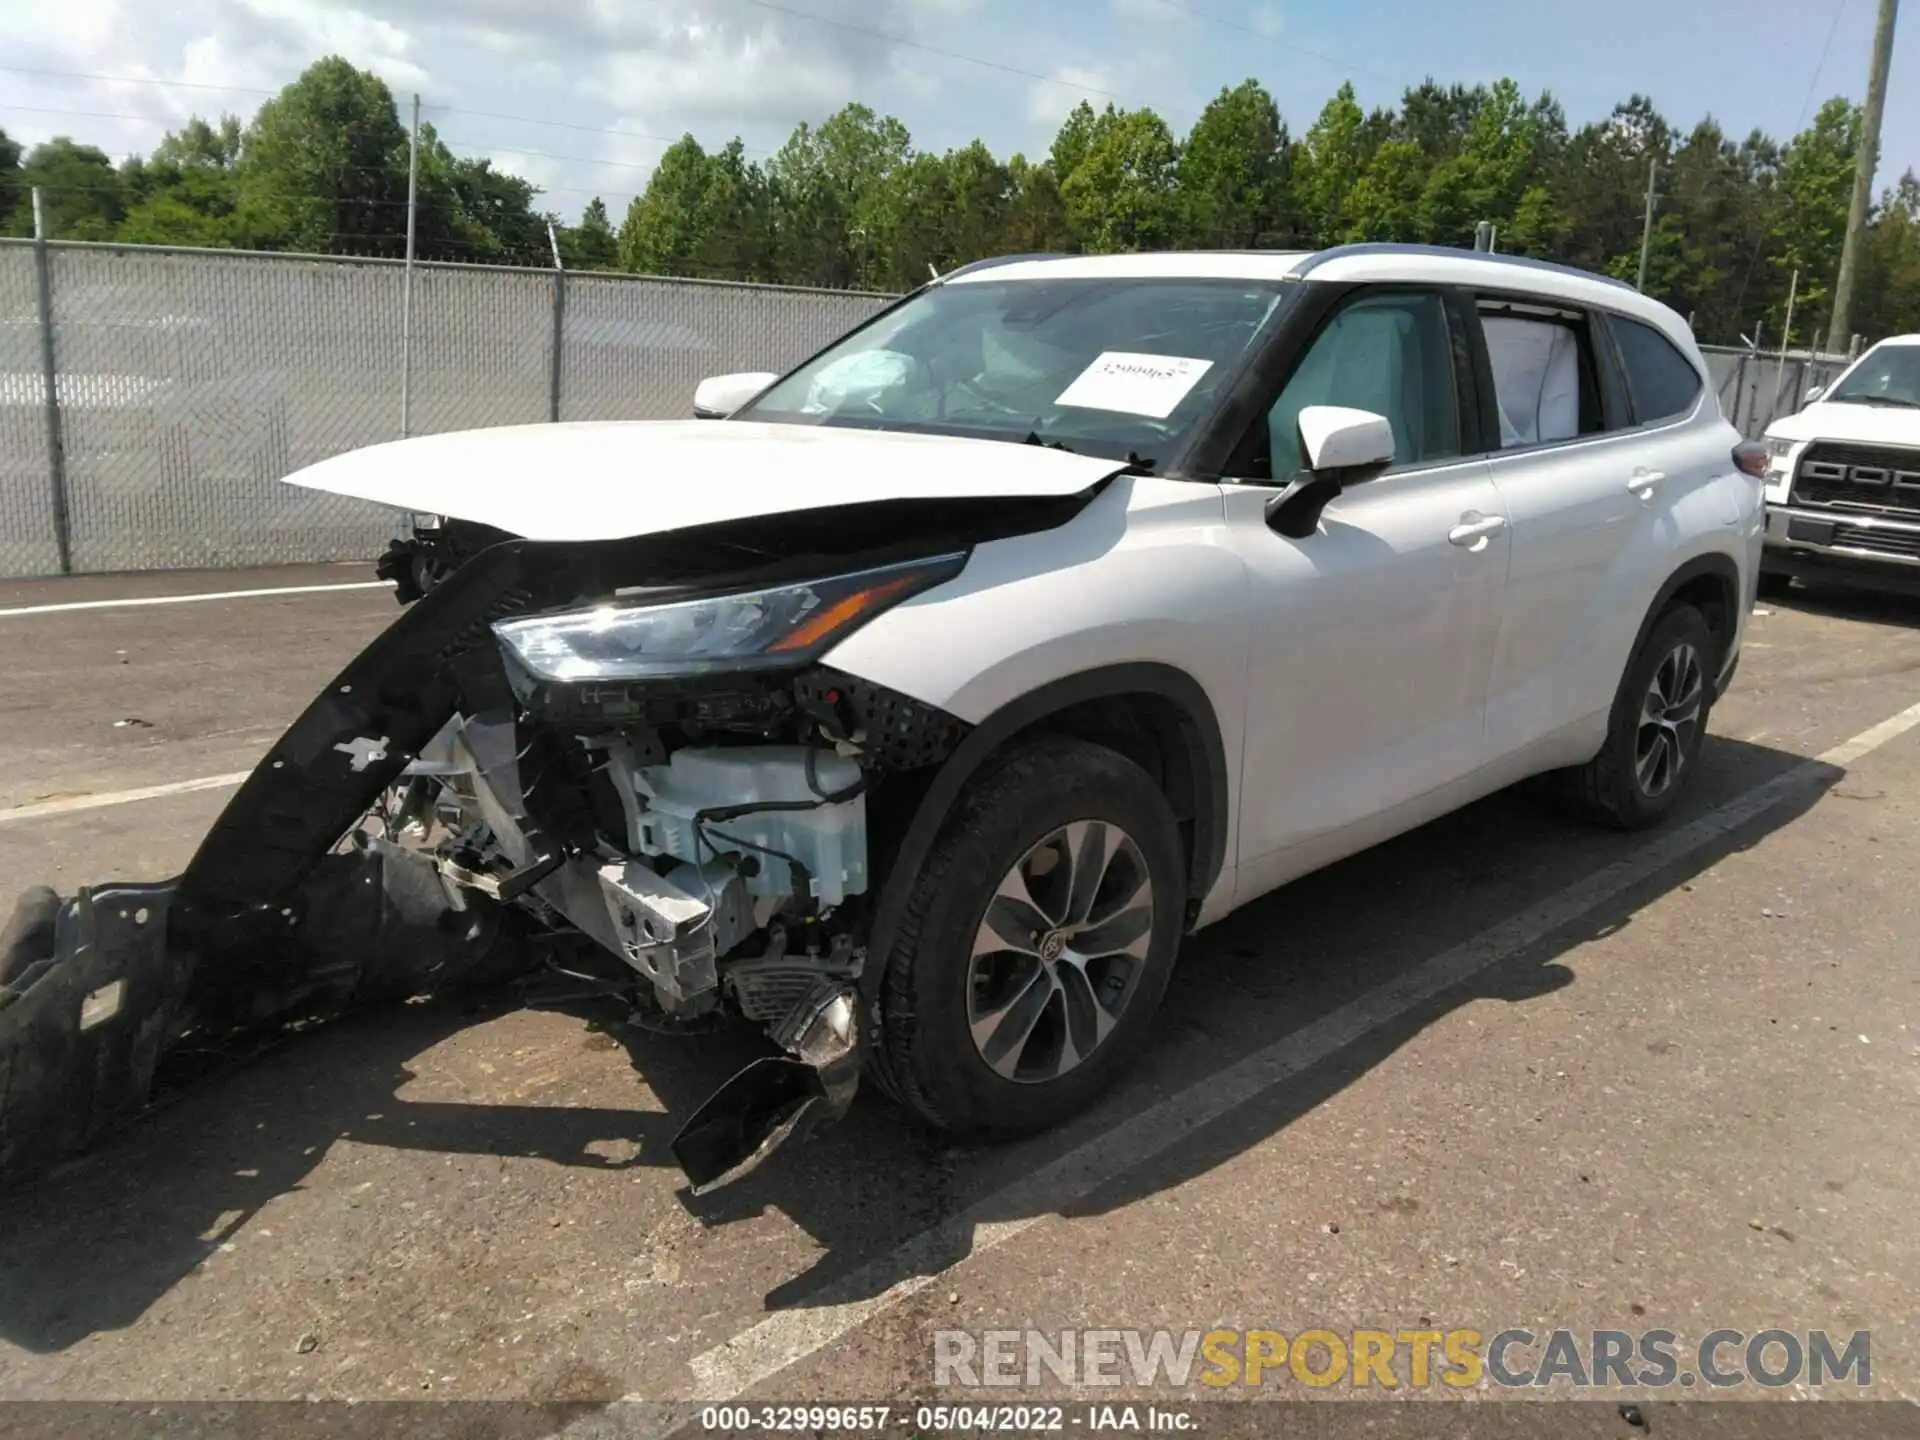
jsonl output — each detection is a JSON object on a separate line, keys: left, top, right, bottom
{"left": 0, "top": 846, "right": 525, "bottom": 1188}
{"left": 0, "top": 881, "right": 182, "bottom": 1179}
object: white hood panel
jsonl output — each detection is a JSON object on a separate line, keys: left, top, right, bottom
{"left": 283, "top": 420, "right": 1128, "bottom": 541}
{"left": 1765, "top": 401, "right": 1920, "bottom": 447}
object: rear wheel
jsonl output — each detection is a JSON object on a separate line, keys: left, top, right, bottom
{"left": 1563, "top": 604, "right": 1715, "bottom": 831}
{"left": 872, "top": 736, "right": 1186, "bottom": 1135}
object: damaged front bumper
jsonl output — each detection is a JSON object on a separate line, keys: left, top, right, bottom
{"left": 0, "top": 523, "right": 976, "bottom": 1196}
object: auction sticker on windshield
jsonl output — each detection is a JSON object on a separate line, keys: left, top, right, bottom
{"left": 1055, "top": 352, "right": 1214, "bottom": 418}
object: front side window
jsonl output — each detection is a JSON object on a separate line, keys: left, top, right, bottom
{"left": 1610, "top": 316, "right": 1703, "bottom": 422}
{"left": 1479, "top": 306, "right": 1605, "bottom": 447}
{"left": 1826, "top": 342, "right": 1920, "bottom": 409}
{"left": 737, "top": 276, "right": 1295, "bottom": 468}
{"left": 1254, "top": 290, "right": 1462, "bottom": 480}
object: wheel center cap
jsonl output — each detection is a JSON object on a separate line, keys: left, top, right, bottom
{"left": 1037, "top": 929, "right": 1067, "bottom": 963}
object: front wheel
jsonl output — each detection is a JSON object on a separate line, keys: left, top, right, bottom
{"left": 872, "top": 736, "right": 1187, "bottom": 1136}
{"left": 1563, "top": 604, "right": 1716, "bottom": 831}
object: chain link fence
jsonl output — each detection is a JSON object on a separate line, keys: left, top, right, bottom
{"left": 2, "top": 240, "right": 1881, "bottom": 579}
{"left": 0, "top": 240, "right": 890, "bottom": 579}
{"left": 1702, "top": 344, "right": 1855, "bottom": 440}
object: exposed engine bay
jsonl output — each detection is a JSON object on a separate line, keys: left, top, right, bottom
{"left": 0, "top": 493, "right": 1089, "bottom": 1195}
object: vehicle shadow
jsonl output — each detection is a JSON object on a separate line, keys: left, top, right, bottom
{"left": 0, "top": 734, "right": 1839, "bottom": 1354}
{"left": 1769, "top": 575, "right": 1920, "bottom": 630}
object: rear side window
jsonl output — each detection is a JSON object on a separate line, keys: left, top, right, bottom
{"left": 1611, "top": 317, "right": 1702, "bottom": 422}
{"left": 1477, "top": 305, "right": 1606, "bottom": 447}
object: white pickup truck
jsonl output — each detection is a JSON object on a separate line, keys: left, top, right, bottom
{"left": 1761, "top": 334, "right": 1920, "bottom": 596}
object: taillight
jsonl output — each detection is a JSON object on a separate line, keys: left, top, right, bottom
{"left": 1733, "top": 441, "right": 1768, "bottom": 478}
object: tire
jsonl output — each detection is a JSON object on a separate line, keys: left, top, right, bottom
{"left": 1564, "top": 604, "right": 1716, "bottom": 831}
{"left": 872, "top": 735, "right": 1187, "bottom": 1136}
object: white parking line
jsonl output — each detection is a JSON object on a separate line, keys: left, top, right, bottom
{"left": 0, "top": 772, "right": 252, "bottom": 825}
{"left": 0, "top": 580, "right": 391, "bottom": 617}
{"left": 684, "top": 696, "right": 1920, "bottom": 1401}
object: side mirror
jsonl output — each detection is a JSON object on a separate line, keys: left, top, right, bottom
{"left": 1804, "top": 385, "right": 1825, "bottom": 404}
{"left": 1265, "top": 405, "right": 1396, "bottom": 538}
{"left": 693, "top": 371, "right": 780, "bottom": 420}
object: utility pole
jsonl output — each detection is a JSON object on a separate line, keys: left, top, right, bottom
{"left": 400, "top": 91, "right": 420, "bottom": 440}
{"left": 29, "top": 187, "right": 72, "bottom": 575}
{"left": 1827, "top": 0, "right": 1899, "bottom": 354}
{"left": 1636, "top": 160, "right": 1660, "bottom": 293}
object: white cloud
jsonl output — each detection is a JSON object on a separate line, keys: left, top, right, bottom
{"left": 1025, "top": 66, "right": 1118, "bottom": 130}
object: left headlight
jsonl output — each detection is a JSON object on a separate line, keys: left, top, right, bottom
{"left": 492, "top": 552, "right": 967, "bottom": 683}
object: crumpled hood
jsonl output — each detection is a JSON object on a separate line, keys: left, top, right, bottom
{"left": 1764, "top": 400, "right": 1920, "bottom": 447}
{"left": 283, "top": 420, "right": 1131, "bottom": 541}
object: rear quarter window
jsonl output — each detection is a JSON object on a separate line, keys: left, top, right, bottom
{"left": 1611, "top": 316, "right": 1702, "bottom": 423}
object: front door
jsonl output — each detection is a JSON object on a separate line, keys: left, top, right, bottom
{"left": 1224, "top": 287, "right": 1510, "bottom": 899}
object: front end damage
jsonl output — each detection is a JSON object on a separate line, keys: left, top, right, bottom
{"left": 0, "top": 498, "right": 1065, "bottom": 1194}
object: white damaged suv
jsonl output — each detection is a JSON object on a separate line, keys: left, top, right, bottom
{"left": 0, "top": 245, "right": 1766, "bottom": 1191}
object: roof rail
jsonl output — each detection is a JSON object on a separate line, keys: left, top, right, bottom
{"left": 934, "top": 252, "right": 1073, "bottom": 281}
{"left": 1291, "top": 242, "right": 1637, "bottom": 292}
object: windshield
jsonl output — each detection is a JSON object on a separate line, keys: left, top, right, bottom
{"left": 735, "top": 276, "right": 1294, "bottom": 468}
{"left": 1828, "top": 342, "right": 1920, "bottom": 407}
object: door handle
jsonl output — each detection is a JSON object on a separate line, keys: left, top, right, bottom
{"left": 1448, "top": 513, "right": 1508, "bottom": 547}
{"left": 1628, "top": 468, "right": 1667, "bottom": 498}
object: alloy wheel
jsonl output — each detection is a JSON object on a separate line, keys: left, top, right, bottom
{"left": 1634, "top": 640, "right": 1704, "bottom": 798}
{"left": 965, "top": 820, "right": 1155, "bottom": 1084}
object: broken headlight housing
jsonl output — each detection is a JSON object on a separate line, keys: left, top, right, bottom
{"left": 492, "top": 552, "right": 967, "bottom": 683}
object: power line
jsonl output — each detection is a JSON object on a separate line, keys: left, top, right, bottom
{"left": 0, "top": 102, "right": 185, "bottom": 128}
{"left": 1730, "top": 0, "right": 1851, "bottom": 322}
{"left": 0, "top": 62, "right": 275, "bottom": 97}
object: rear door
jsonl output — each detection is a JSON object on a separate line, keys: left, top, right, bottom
{"left": 1469, "top": 293, "right": 1690, "bottom": 763}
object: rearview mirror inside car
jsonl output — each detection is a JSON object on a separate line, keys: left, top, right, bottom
{"left": 693, "top": 371, "right": 781, "bottom": 419}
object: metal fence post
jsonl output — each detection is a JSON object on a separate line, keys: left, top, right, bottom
{"left": 29, "top": 189, "right": 72, "bottom": 575}
{"left": 546, "top": 222, "right": 565, "bottom": 423}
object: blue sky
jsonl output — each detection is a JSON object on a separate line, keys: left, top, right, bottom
{"left": 0, "top": 0, "right": 1914, "bottom": 223}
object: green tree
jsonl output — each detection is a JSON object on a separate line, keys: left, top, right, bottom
{"left": 9, "top": 137, "right": 124, "bottom": 239}
{"left": 235, "top": 56, "right": 411, "bottom": 253}
{"left": 1059, "top": 106, "right": 1180, "bottom": 253}
{"left": 0, "top": 127, "right": 26, "bottom": 234}
{"left": 1417, "top": 79, "right": 1558, "bottom": 250}
{"left": 620, "top": 135, "right": 727, "bottom": 275}
{"left": 1048, "top": 102, "right": 1103, "bottom": 188}
{"left": 1766, "top": 96, "right": 1859, "bottom": 341}
{"left": 559, "top": 196, "right": 619, "bottom": 270}
{"left": 117, "top": 116, "right": 244, "bottom": 247}
{"left": 1856, "top": 172, "right": 1920, "bottom": 340}
{"left": 1555, "top": 95, "right": 1675, "bottom": 278}
{"left": 1177, "top": 80, "right": 1290, "bottom": 247}
{"left": 620, "top": 135, "right": 772, "bottom": 279}
{"left": 761, "top": 105, "right": 911, "bottom": 286}
{"left": 1343, "top": 138, "right": 1426, "bottom": 242}
{"left": 1000, "top": 154, "right": 1072, "bottom": 253}
{"left": 1291, "top": 83, "right": 1371, "bottom": 243}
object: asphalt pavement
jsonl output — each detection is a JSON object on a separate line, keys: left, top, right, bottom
{"left": 0, "top": 565, "right": 1917, "bottom": 1435}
